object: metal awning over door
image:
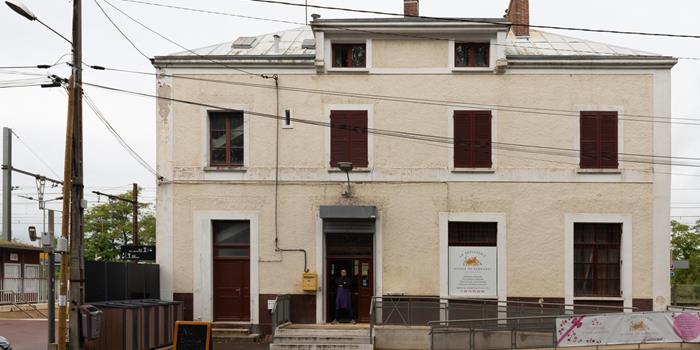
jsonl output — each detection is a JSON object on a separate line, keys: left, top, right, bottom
{"left": 320, "top": 206, "right": 376, "bottom": 234}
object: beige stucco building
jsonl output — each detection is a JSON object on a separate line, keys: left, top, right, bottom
{"left": 152, "top": 0, "right": 676, "bottom": 332}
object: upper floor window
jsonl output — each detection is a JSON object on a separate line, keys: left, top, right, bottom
{"left": 455, "top": 43, "right": 489, "bottom": 67}
{"left": 454, "top": 110, "right": 492, "bottom": 168}
{"left": 574, "top": 223, "right": 621, "bottom": 297}
{"left": 210, "top": 111, "right": 244, "bottom": 167}
{"left": 330, "top": 110, "right": 368, "bottom": 168}
{"left": 332, "top": 43, "right": 366, "bottom": 68}
{"left": 580, "top": 111, "right": 618, "bottom": 169}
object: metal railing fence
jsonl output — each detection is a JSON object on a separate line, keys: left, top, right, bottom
{"left": 370, "top": 296, "right": 636, "bottom": 328}
{"left": 672, "top": 284, "right": 700, "bottom": 305}
{"left": 271, "top": 294, "right": 291, "bottom": 336}
{"left": 0, "top": 278, "right": 50, "bottom": 305}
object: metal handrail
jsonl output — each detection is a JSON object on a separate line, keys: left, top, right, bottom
{"left": 271, "top": 294, "right": 291, "bottom": 337}
{"left": 371, "top": 295, "right": 637, "bottom": 312}
{"left": 368, "top": 296, "right": 375, "bottom": 344}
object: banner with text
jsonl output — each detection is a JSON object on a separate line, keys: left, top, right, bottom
{"left": 448, "top": 246, "right": 497, "bottom": 297}
{"left": 556, "top": 312, "right": 700, "bottom": 347}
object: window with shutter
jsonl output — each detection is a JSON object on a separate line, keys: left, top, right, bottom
{"left": 330, "top": 110, "right": 368, "bottom": 168}
{"left": 454, "top": 110, "right": 492, "bottom": 168}
{"left": 580, "top": 111, "right": 618, "bottom": 169}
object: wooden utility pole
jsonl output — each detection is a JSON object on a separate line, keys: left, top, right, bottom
{"left": 69, "top": 0, "right": 85, "bottom": 347}
{"left": 132, "top": 183, "right": 139, "bottom": 245}
{"left": 57, "top": 77, "right": 73, "bottom": 350}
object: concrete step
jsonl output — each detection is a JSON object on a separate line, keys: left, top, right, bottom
{"left": 212, "top": 321, "right": 251, "bottom": 329}
{"left": 275, "top": 328, "right": 370, "bottom": 338}
{"left": 274, "top": 335, "right": 370, "bottom": 345}
{"left": 213, "top": 328, "right": 251, "bottom": 336}
{"left": 212, "top": 333, "right": 261, "bottom": 344}
{"left": 270, "top": 344, "right": 373, "bottom": 350}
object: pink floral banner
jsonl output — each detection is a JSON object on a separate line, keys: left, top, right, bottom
{"left": 556, "top": 311, "right": 700, "bottom": 347}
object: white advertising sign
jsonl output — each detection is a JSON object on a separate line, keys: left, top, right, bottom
{"left": 448, "top": 246, "right": 497, "bottom": 297}
{"left": 556, "top": 312, "right": 700, "bottom": 347}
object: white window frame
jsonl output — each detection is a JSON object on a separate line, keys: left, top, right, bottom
{"left": 325, "top": 39, "right": 372, "bottom": 72}
{"left": 201, "top": 105, "right": 250, "bottom": 171}
{"left": 324, "top": 104, "right": 374, "bottom": 172}
{"left": 447, "top": 107, "right": 497, "bottom": 173}
{"left": 192, "top": 211, "right": 260, "bottom": 323}
{"left": 574, "top": 105, "right": 625, "bottom": 173}
{"left": 564, "top": 214, "right": 632, "bottom": 310}
{"left": 439, "top": 213, "right": 507, "bottom": 302}
{"left": 448, "top": 38, "right": 497, "bottom": 72}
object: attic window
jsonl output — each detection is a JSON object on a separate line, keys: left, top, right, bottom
{"left": 232, "top": 36, "right": 257, "bottom": 49}
{"left": 455, "top": 43, "right": 489, "bottom": 68}
{"left": 332, "top": 43, "right": 366, "bottom": 68}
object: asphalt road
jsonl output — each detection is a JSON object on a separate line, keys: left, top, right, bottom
{"left": 0, "top": 319, "right": 52, "bottom": 350}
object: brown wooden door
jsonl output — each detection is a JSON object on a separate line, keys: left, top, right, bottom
{"left": 212, "top": 220, "right": 250, "bottom": 321}
{"left": 326, "top": 257, "right": 373, "bottom": 323}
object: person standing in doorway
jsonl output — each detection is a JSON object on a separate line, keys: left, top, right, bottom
{"left": 332, "top": 268, "right": 355, "bottom": 324}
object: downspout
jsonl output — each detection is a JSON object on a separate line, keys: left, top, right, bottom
{"left": 273, "top": 74, "right": 309, "bottom": 273}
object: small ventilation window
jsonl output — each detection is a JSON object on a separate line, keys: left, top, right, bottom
{"left": 283, "top": 109, "right": 293, "bottom": 129}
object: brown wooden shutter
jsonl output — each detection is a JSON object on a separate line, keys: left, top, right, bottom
{"left": 580, "top": 112, "right": 598, "bottom": 168}
{"left": 330, "top": 110, "right": 368, "bottom": 167}
{"left": 472, "top": 111, "right": 492, "bottom": 168}
{"left": 349, "top": 111, "right": 369, "bottom": 167}
{"left": 454, "top": 110, "right": 491, "bottom": 168}
{"left": 453, "top": 112, "right": 470, "bottom": 168}
{"left": 330, "top": 111, "right": 350, "bottom": 167}
{"left": 580, "top": 111, "right": 618, "bottom": 169}
{"left": 599, "top": 112, "right": 618, "bottom": 168}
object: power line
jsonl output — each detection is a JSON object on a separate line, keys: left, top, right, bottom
{"left": 241, "top": 0, "right": 700, "bottom": 40}
{"left": 117, "top": 0, "right": 700, "bottom": 60}
{"left": 92, "top": 64, "right": 700, "bottom": 126}
{"left": 93, "top": 0, "right": 151, "bottom": 60}
{"left": 82, "top": 91, "right": 163, "bottom": 180}
{"left": 101, "top": 0, "right": 274, "bottom": 79}
{"left": 10, "top": 130, "right": 62, "bottom": 179}
{"left": 80, "top": 80, "right": 700, "bottom": 171}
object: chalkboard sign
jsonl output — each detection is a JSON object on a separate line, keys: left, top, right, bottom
{"left": 173, "top": 321, "right": 211, "bottom": 350}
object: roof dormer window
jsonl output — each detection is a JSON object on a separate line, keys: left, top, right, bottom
{"left": 332, "top": 43, "right": 366, "bottom": 68}
{"left": 455, "top": 42, "right": 489, "bottom": 68}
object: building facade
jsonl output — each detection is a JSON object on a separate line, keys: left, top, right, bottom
{"left": 153, "top": 0, "right": 676, "bottom": 331}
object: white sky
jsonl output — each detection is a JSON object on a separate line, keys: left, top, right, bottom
{"left": 1, "top": 0, "right": 699, "bottom": 242}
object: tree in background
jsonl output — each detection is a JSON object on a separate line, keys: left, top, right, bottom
{"left": 671, "top": 219, "right": 700, "bottom": 285}
{"left": 84, "top": 189, "right": 155, "bottom": 261}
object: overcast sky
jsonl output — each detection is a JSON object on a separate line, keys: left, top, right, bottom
{"left": 1, "top": 0, "right": 699, "bottom": 242}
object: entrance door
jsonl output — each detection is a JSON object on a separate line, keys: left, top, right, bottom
{"left": 212, "top": 220, "right": 250, "bottom": 321}
{"left": 326, "top": 233, "right": 373, "bottom": 323}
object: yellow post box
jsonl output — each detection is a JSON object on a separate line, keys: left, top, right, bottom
{"left": 301, "top": 272, "right": 317, "bottom": 292}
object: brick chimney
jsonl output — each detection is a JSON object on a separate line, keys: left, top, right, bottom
{"left": 404, "top": 0, "right": 419, "bottom": 17}
{"left": 507, "top": 0, "right": 529, "bottom": 37}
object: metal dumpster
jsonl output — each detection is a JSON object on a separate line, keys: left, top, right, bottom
{"left": 84, "top": 299, "right": 183, "bottom": 350}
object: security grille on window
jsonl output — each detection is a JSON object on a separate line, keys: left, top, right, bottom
{"left": 453, "top": 110, "right": 492, "bottom": 168}
{"left": 332, "top": 43, "right": 366, "bottom": 68}
{"left": 580, "top": 111, "right": 618, "bottom": 169}
{"left": 448, "top": 222, "right": 497, "bottom": 247}
{"left": 330, "top": 110, "right": 368, "bottom": 168}
{"left": 574, "top": 223, "right": 621, "bottom": 297}
{"left": 210, "top": 111, "right": 244, "bottom": 166}
{"left": 455, "top": 43, "right": 489, "bottom": 67}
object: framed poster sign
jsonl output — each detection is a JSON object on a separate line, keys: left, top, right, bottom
{"left": 448, "top": 246, "right": 497, "bottom": 297}
{"left": 173, "top": 321, "right": 211, "bottom": 350}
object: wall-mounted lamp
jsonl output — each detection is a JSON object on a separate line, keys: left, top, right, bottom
{"left": 337, "top": 162, "right": 353, "bottom": 197}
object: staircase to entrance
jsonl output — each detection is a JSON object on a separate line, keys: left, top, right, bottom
{"left": 270, "top": 324, "right": 373, "bottom": 350}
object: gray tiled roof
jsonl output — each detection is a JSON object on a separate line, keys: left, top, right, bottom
{"left": 170, "top": 25, "right": 662, "bottom": 58}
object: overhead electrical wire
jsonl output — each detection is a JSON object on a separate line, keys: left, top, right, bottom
{"left": 10, "top": 130, "right": 62, "bottom": 179}
{"left": 91, "top": 64, "right": 700, "bottom": 126}
{"left": 79, "top": 80, "right": 700, "bottom": 171}
{"left": 100, "top": 0, "right": 274, "bottom": 79}
{"left": 240, "top": 0, "right": 700, "bottom": 40}
{"left": 116, "top": 0, "right": 700, "bottom": 61}
{"left": 94, "top": 0, "right": 151, "bottom": 59}
{"left": 82, "top": 91, "right": 163, "bottom": 180}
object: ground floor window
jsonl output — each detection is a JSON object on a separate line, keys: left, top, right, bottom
{"left": 448, "top": 222, "right": 497, "bottom": 297}
{"left": 574, "top": 223, "right": 621, "bottom": 297}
